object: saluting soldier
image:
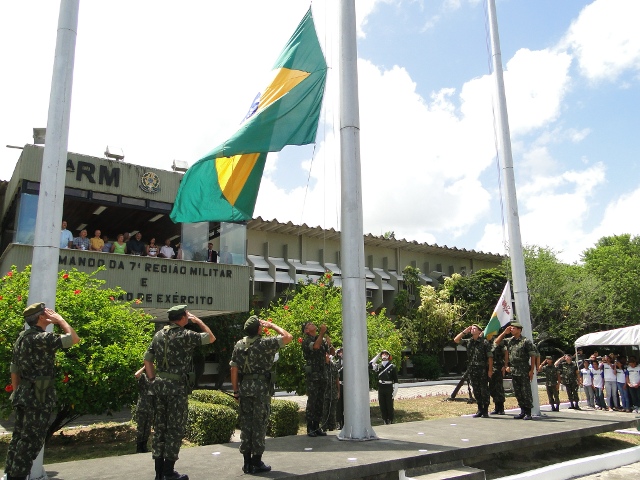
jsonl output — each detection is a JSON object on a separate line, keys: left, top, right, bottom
{"left": 230, "top": 315, "right": 292, "bottom": 474}
{"left": 556, "top": 354, "right": 581, "bottom": 410}
{"left": 144, "top": 305, "right": 214, "bottom": 480}
{"left": 4, "top": 303, "right": 80, "bottom": 480}
{"left": 538, "top": 356, "right": 561, "bottom": 411}
{"left": 302, "top": 322, "right": 329, "bottom": 437}
{"left": 454, "top": 325, "right": 493, "bottom": 418}
{"left": 495, "top": 322, "right": 537, "bottom": 420}
{"left": 369, "top": 350, "right": 399, "bottom": 424}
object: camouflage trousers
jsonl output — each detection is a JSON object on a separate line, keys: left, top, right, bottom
{"left": 305, "top": 373, "right": 326, "bottom": 424}
{"left": 468, "top": 365, "right": 490, "bottom": 408}
{"left": 135, "top": 400, "right": 155, "bottom": 443}
{"left": 322, "top": 391, "right": 339, "bottom": 430}
{"left": 336, "top": 384, "right": 344, "bottom": 427}
{"left": 239, "top": 393, "right": 271, "bottom": 455}
{"left": 489, "top": 369, "right": 505, "bottom": 403}
{"left": 546, "top": 384, "right": 560, "bottom": 405}
{"left": 563, "top": 381, "right": 580, "bottom": 403}
{"left": 152, "top": 393, "right": 188, "bottom": 461}
{"left": 5, "top": 406, "right": 52, "bottom": 477}
{"left": 511, "top": 375, "right": 533, "bottom": 409}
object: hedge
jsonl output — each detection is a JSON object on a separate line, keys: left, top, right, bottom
{"left": 267, "top": 399, "right": 300, "bottom": 437}
{"left": 185, "top": 400, "right": 237, "bottom": 445}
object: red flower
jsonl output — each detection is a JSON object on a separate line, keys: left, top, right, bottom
{"left": 17, "top": 295, "right": 22, "bottom": 301}
{"left": 263, "top": 328, "right": 270, "bottom": 335}
{"left": 284, "top": 305, "right": 290, "bottom": 311}
{"left": 73, "top": 289, "right": 81, "bottom": 295}
{"left": 62, "top": 274, "right": 69, "bottom": 280}
{"left": 0, "top": 296, "right": 3, "bottom": 300}
{"left": 297, "top": 337, "right": 303, "bottom": 343}
{"left": 319, "top": 283, "right": 325, "bottom": 287}
{"left": 6, "top": 271, "right": 12, "bottom": 277}
{"left": 5, "top": 384, "right": 13, "bottom": 392}
{"left": 371, "top": 311, "right": 376, "bottom": 315}
{"left": 327, "top": 273, "right": 332, "bottom": 278}
{"left": 109, "top": 296, "right": 115, "bottom": 301}
{"left": 63, "top": 374, "right": 69, "bottom": 383}
{"left": 134, "top": 298, "right": 142, "bottom": 304}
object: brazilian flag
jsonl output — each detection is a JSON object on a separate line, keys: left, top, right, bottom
{"left": 170, "top": 9, "right": 327, "bottom": 223}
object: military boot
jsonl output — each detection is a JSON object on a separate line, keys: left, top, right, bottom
{"left": 555, "top": 403, "right": 560, "bottom": 412}
{"left": 154, "top": 457, "right": 164, "bottom": 480}
{"left": 251, "top": 454, "right": 272, "bottom": 473}
{"left": 513, "top": 408, "right": 526, "bottom": 419}
{"left": 481, "top": 405, "right": 490, "bottom": 418}
{"left": 242, "top": 452, "right": 255, "bottom": 474}
{"left": 307, "top": 422, "right": 317, "bottom": 437}
{"left": 472, "top": 407, "right": 483, "bottom": 418}
{"left": 162, "top": 460, "right": 188, "bottom": 480}
{"left": 315, "top": 421, "right": 327, "bottom": 436}
{"left": 523, "top": 408, "right": 533, "bottom": 420}
{"left": 7, "top": 476, "right": 28, "bottom": 480}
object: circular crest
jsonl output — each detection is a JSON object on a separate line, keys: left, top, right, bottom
{"left": 140, "top": 171, "right": 160, "bottom": 193}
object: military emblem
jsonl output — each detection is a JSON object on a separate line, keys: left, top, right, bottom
{"left": 140, "top": 172, "right": 160, "bottom": 193}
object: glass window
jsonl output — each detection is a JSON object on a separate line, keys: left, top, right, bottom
{"left": 219, "top": 222, "right": 246, "bottom": 265}
{"left": 15, "top": 192, "right": 39, "bottom": 245}
{"left": 180, "top": 222, "right": 209, "bottom": 261}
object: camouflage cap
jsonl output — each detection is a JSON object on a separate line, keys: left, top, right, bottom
{"left": 510, "top": 321, "right": 523, "bottom": 329}
{"left": 23, "top": 302, "right": 45, "bottom": 318}
{"left": 167, "top": 304, "right": 187, "bottom": 321}
{"left": 244, "top": 315, "right": 260, "bottom": 335}
{"left": 545, "top": 356, "right": 553, "bottom": 360}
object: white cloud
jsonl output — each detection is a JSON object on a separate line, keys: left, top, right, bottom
{"left": 563, "top": 0, "right": 640, "bottom": 82}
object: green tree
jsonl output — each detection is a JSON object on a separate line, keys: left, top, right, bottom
{"left": 0, "top": 266, "right": 154, "bottom": 438}
{"left": 260, "top": 272, "right": 402, "bottom": 394}
{"left": 444, "top": 268, "right": 507, "bottom": 326}
{"left": 392, "top": 265, "right": 421, "bottom": 319}
{"left": 400, "top": 276, "right": 463, "bottom": 357}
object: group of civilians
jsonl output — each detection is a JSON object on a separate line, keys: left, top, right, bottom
{"left": 59, "top": 220, "right": 223, "bottom": 262}
{"left": 577, "top": 352, "right": 640, "bottom": 413}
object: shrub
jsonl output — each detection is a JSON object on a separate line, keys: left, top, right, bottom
{"left": 267, "top": 399, "right": 299, "bottom": 437}
{"left": 190, "top": 389, "right": 239, "bottom": 413}
{"left": 185, "top": 400, "right": 237, "bottom": 445}
{"left": 411, "top": 354, "right": 441, "bottom": 380}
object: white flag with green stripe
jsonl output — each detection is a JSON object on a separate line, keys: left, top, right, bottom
{"left": 483, "top": 281, "right": 513, "bottom": 340}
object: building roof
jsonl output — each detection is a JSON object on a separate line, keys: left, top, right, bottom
{"left": 247, "top": 217, "right": 505, "bottom": 262}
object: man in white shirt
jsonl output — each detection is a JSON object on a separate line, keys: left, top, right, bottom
{"left": 159, "top": 238, "right": 175, "bottom": 259}
{"left": 60, "top": 220, "right": 73, "bottom": 249}
{"left": 626, "top": 356, "right": 640, "bottom": 413}
{"left": 602, "top": 355, "right": 619, "bottom": 411}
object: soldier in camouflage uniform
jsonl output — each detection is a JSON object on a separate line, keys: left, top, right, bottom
{"left": 302, "top": 322, "right": 329, "bottom": 436}
{"left": 134, "top": 365, "right": 155, "bottom": 453}
{"left": 4, "top": 303, "right": 80, "bottom": 480}
{"left": 230, "top": 316, "right": 292, "bottom": 474}
{"left": 538, "top": 356, "right": 560, "bottom": 411}
{"left": 454, "top": 325, "right": 493, "bottom": 418}
{"left": 322, "top": 352, "right": 340, "bottom": 430}
{"left": 489, "top": 340, "right": 507, "bottom": 414}
{"left": 334, "top": 348, "right": 344, "bottom": 429}
{"left": 556, "top": 354, "right": 581, "bottom": 410}
{"left": 144, "top": 305, "right": 214, "bottom": 480}
{"left": 495, "top": 322, "right": 537, "bottom": 420}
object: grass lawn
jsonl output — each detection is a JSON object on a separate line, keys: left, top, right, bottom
{"left": 1, "top": 389, "right": 638, "bottom": 477}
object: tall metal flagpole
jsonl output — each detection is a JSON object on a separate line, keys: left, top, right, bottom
{"left": 487, "top": 0, "right": 540, "bottom": 415}
{"left": 337, "top": 0, "right": 377, "bottom": 441}
{"left": 27, "top": 1, "right": 79, "bottom": 478}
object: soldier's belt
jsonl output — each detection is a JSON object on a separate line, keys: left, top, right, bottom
{"left": 379, "top": 380, "right": 393, "bottom": 385}
{"left": 157, "top": 372, "right": 183, "bottom": 381}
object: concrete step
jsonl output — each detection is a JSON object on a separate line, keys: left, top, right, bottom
{"left": 405, "top": 466, "right": 485, "bottom": 480}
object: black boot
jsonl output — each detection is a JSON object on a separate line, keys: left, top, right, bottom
{"left": 307, "top": 422, "right": 317, "bottom": 437}
{"left": 555, "top": 403, "right": 560, "bottom": 411}
{"left": 7, "top": 476, "right": 28, "bottom": 480}
{"left": 252, "top": 454, "right": 272, "bottom": 473}
{"left": 154, "top": 457, "right": 164, "bottom": 480}
{"left": 242, "top": 452, "right": 255, "bottom": 474}
{"left": 472, "top": 406, "right": 482, "bottom": 418}
{"left": 513, "top": 408, "right": 525, "bottom": 419}
{"left": 315, "top": 421, "right": 327, "bottom": 436}
{"left": 136, "top": 441, "right": 148, "bottom": 453}
{"left": 574, "top": 402, "right": 582, "bottom": 410}
{"left": 163, "top": 460, "right": 188, "bottom": 480}
{"left": 523, "top": 408, "right": 532, "bottom": 420}
{"left": 481, "top": 406, "right": 490, "bottom": 418}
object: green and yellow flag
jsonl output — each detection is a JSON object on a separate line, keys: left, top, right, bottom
{"left": 170, "top": 9, "right": 327, "bottom": 223}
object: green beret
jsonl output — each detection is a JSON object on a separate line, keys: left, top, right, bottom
{"left": 244, "top": 315, "right": 260, "bottom": 335}
{"left": 510, "top": 322, "right": 523, "bottom": 328}
{"left": 23, "top": 302, "right": 45, "bottom": 318}
{"left": 167, "top": 304, "right": 187, "bottom": 321}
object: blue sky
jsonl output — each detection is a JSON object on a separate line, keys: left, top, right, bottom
{"left": 1, "top": 0, "right": 639, "bottom": 264}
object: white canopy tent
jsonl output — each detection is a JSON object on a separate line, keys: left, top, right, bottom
{"left": 575, "top": 325, "right": 640, "bottom": 350}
